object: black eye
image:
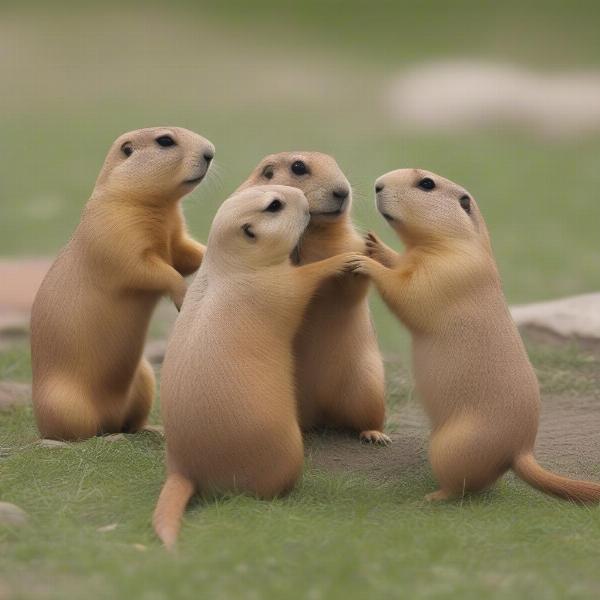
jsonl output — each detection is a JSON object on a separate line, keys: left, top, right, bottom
{"left": 418, "top": 177, "right": 435, "bottom": 191}
{"left": 291, "top": 160, "right": 308, "bottom": 176}
{"left": 156, "top": 135, "right": 176, "bottom": 148}
{"left": 265, "top": 198, "right": 284, "bottom": 213}
{"left": 262, "top": 166, "right": 274, "bottom": 180}
{"left": 121, "top": 143, "right": 133, "bottom": 157}
{"left": 460, "top": 195, "right": 471, "bottom": 214}
{"left": 242, "top": 223, "right": 255, "bottom": 239}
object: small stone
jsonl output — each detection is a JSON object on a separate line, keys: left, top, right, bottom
{"left": 0, "top": 382, "right": 31, "bottom": 411}
{"left": 96, "top": 523, "right": 118, "bottom": 533}
{"left": 38, "top": 439, "right": 69, "bottom": 449}
{"left": 103, "top": 434, "right": 126, "bottom": 442}
{"left": 511, "top": 293, "right": 600, "bottom": 344}
{"left": 145, "top": 339, "right": 167, "bottom": 365}
{"left": 132, "top": 543, "right": 147, "bottom": 552}
{"left": 0, "top": 502, "right": 28, "bottom": 527}
{"left": 142, "top": 425, "right": 164, "bottom": 436}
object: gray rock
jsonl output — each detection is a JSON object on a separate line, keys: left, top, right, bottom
{"left": 144, "top": 339, "right": 167, "bottom": 365}
{"left": 511, "top": 293, "right": 600, "bottom": 345}
{"left": 142, "top": 424, "right": 164, "bottom": 436}
{"left": 96, "top": 523, "right": 118, "bottom": 533}
{"left": 103, "top": 433, "right": 126, "bottom": 442}
{"left": 0, "top": 502, "right": 28, "bottom": 527}
{"left": 38, "top": 439, "right": 70, "bottom": 449}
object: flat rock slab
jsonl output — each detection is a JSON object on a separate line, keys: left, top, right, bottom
{"left": 0, "top": 502, "right": 28, "bottom": 527}
{"left": 38, "top": 439, "right": 70, "bottom": 449}
{"left": 103, "top": 433, "right": 126, "bottom": 442}
{"left": 0, "top": 382, "right": 31, "bottom": 410}
{"left": 511, "top": 293, "right": 600, "bottom": 346}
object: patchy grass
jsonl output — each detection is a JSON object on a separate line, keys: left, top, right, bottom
{"left": 1, "top": 342, "right": 600, "bottom": 599}
{"left": 0, "top": 344, "right": 31, "bottom": 382}
{"left": 529, "top": 342, "right": 600, "bottom": 397}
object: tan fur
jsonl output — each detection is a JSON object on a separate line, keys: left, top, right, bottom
{"left": 350, "top": 168, "right": 600, "bottom": 502}
{"left": 31, "top": 127, "right": 214, "bottom": 441}
{"left": 154, "top": 185, "right": 361, "bottom": 549}
{"left": 236, "top": 152, "right": 388, "bottom": 444}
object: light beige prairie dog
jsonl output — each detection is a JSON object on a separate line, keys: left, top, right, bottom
{"left": 349, "top": 168, "right": 600, "bottom": 502}
{"left": 153, "top": 185, "right": 361, "bottom": 550}
{"left": 31, "top": 127, "right": 214, "bottom": 441}
{"left": 236, "top": 152, "right": 388, "bottom": 444}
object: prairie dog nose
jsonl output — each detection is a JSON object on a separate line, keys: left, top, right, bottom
{"left": 332, "top": 186, "right": 350, "bottom": 201}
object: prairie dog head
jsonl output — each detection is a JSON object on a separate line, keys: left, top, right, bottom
{"left": 237, "top": 152, "right": 351, "bottom": 224}
{"left": 95, "top": 127, "right": 215, "bottom": 204}
{"left": 206, "top": 185, "right": 310, "bottom": 269}
{"left": 374, "top": 169, "right": 490, "bottom": 249}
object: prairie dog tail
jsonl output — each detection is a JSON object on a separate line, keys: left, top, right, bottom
{"left": 153, "top": 473, "right": 195, "bottom": 550}
{"left": 513, "top": 453, "right": 600, "bottom": 503}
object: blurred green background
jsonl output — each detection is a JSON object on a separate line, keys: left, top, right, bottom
{"left": 2, "top": 0, "right": 600, "bottom": 351}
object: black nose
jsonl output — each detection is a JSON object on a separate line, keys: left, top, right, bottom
{"left": 203, "top": 151, "right": 214, "bottom": 163}
{"left": 375, "top": 184, "right": 384, "bottom": 193}
{"left": 332, "top": 187, "right": 350, "bottom": 200}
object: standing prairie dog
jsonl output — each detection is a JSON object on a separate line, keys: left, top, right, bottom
{"left": 154, "top": 185, "right": 361, "bottom": 549}
{"left": 31, "top": 127, "right": 214, "bottom": 441}
{"left": 349, "top": 168, "right": 600, "bottom": 502}
{"left": 236, "top": 153, "right": 388, "bottom": 444}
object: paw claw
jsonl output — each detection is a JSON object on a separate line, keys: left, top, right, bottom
{"left": 359, "top": 430, "right": 391, "bottom": 446}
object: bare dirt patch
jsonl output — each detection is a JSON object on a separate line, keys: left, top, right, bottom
{"left": 386, "top": 61, "right": 600, "bottom": 137}
{"left": 306, "top": 379, "right": 600, "bottom": 484}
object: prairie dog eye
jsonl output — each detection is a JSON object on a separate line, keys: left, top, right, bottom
{"left": 156, "top": 135, "right": 176, "bottom": 148}
{"left": 262, "top": 165, "right": 274, "bottom": 180}
{"left": 121, "top": 142, "right": 133, "bottom": 157}
{"left": 242, "top": 223, "right": 256, "bottom": 239}
{"left": 264, "top": 198, "right": 284, "bottom": 212}
{"left": 418, "top": 177, "right": 435, "bottom": 191}
{"left": 291, "top": 160, "right": 308, "bottom": 176}
{"left": 459, "top": 194, "right": 471, "bottom": 214}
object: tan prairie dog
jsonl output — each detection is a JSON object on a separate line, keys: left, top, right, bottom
{"left": 349, "top": 168, "right": 600, "bottom": 502}
{"left": 236, "top": 152, "right": 388, "bottom": 444}
{"left": 31, "top": 127, "right": 214, "bottom": 441}
{"left": 154, "top": 185, "right": 361, "bottom": 550}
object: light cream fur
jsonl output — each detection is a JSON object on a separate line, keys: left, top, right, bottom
{"left": 153, "top": 185, "right": 362, "bottom": 549}
{"left": 350, "top": 168, "right": 600, "bottom": 502}
{"left": 236, "top": 152, "right": 388, "bottom": 444}
{"left": 31, "top": 126, "right": 214, "bottom": 441}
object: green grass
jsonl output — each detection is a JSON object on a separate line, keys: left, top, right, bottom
{"left": 1, "top": 342, "right": 600, "bottom": 599}
{"left": 3, "top": 3, "right": 600, "bottom": 598}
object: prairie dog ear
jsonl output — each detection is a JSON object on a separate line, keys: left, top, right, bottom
{"left": 262, "top": 165, "right": 275, "bottom": 180}
{"left": 241, "top": 223, "right": 256, "bottom": 240}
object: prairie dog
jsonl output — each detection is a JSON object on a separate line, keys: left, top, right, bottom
{"left": 237, "top": 152, "right": 388, "bottom": 444}
{"left": 154, "top": 185, "right": 362, "bottom": 549}
{"left": 31, "top": 127, "right": 214, "bottom": 440}
{"left": 350, "top": 168, "right": 600, "bottom": 502}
